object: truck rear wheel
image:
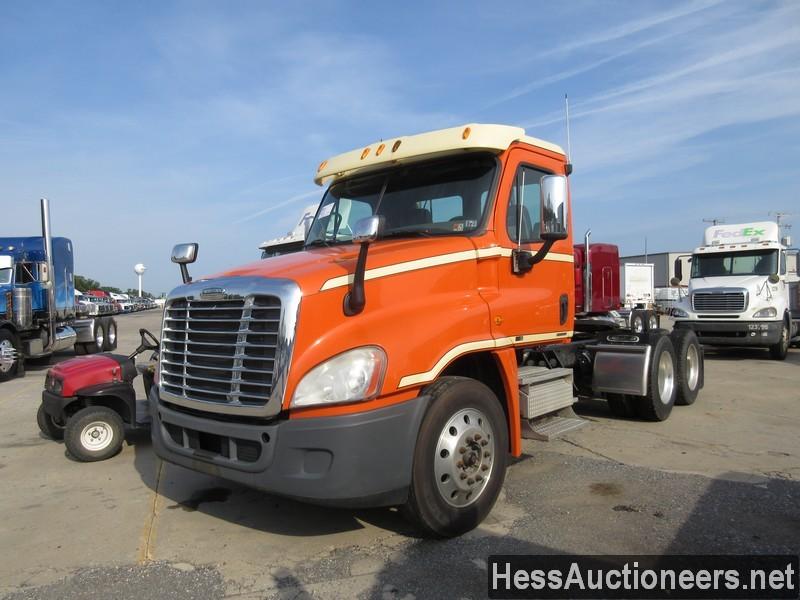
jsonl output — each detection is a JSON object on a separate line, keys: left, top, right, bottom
{"left": 671, "top": 329, "right": 703, "bottom": 406}
{"left": 630, "top": 311, "right": 645, "bottom": 333}
{"left": 103, "top": 319, "right": 118, "bottom": 351}
{"left": 635, "top": 335, "right": 677, "bottom": 421}
{"left": 87, "top": 321, "right": 105, "bottom": 354}
{"left": 769, "top": 319, "right": 790, "bottom": 361}
{"left": 64, "top": 406, "right": 124, "bottom": 462}
{"left": 403, "top": 377, "right": 508, "bottom": 538}
{"left": 0, "top": 329, "right": 22, "bottom": 382}
{"left": 606, "top": 394, "right": 638, "bottom": 418}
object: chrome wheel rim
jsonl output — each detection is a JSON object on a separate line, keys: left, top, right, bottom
{"left": 648, "top": 315, "right": 658, "bottom": 330}
{"left": 435, "top": 408, "right": 495, "bottom": 508}
{"left": 107, "top": 323, "right": 117, "bottom": 346}
{"left": 80, "top": 421, "right": 113, "bottom": 451}
{"left": 95, "top": 327, "right": 104, "bottom": 350}
{"left": 781, "top": 323, "right": 789, "bottom": 351}
{"left": 632, "top": 316, "right": 644, "bottom": 333}
{"left": 0, "top": 339, "right": 15, "bottom": 373}
{"left": 657, "top": 352, "right": 675, "bottom": 405}
{"left": 686, "top": 344, "right": 700, "bottom": 391}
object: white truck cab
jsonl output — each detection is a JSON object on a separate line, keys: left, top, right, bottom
{"left": 672, "top": 221, "right": 799, "bottom": 360}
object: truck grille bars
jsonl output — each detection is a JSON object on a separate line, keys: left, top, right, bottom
{"left": 692, "top": 290, "right": 747, "bottom": 312}
{"left": 159, "top": 277, "right": 301, "bottom": 417}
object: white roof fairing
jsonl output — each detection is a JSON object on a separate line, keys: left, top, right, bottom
{"left": 314, "top": 123, "right": 565, "bottom": 186}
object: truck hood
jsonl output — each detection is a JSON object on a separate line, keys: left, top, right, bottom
{"left": 690, "top": 275, "right": 770, "bottom": 292}
{"left": 203, "top": 236, "right": 479, "bottom": 296}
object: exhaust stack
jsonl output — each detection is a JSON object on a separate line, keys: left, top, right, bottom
{"left": 41, "top": 198, "right": 57, "bottom": 353}
{"left": 583, "top": 229, "right": 592, "bottom": 313}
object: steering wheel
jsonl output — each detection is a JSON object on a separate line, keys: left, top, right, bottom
{"left": 139, "top": 328, "right": 160, "bottom": 351}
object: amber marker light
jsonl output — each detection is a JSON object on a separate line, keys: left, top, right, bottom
{"left": 392, "top": 140, "right": 402, "bottom": 152}
{"left": 376, "top": 143, "right": 386, "bottom": 156}
{"left": 317, "top": 160, "right": 328, "bottom": 172}
{"left": 462, "top": 126, "right": 472, "bottom": 140}
{"left": 360, "top": 148, "right": 370, "bottom": 160}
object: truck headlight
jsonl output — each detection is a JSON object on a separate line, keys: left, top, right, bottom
{"left": 753, "top": 307, "right": 777, "bottom": 318}
{"left": 671, "top": 307, "right": 689, "bottom": 318}
{"left": 291, "top": 346, "right": 386, "bottom": 408}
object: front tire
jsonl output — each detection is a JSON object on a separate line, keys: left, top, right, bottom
{"left": 64, "top": 406, "right": 124, "bottom": 462}
{"left": 37, "top": 404, "right": 65, "bottom": 440}
{"left": 403, "top": 377, "right": 508, "bottom": 538}
{"left": 769, "top": 319, "right": 790, "bottom": 361}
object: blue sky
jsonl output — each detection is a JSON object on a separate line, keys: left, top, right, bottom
{"left": 1, "top": 0, "right": 798, "bottom": 294}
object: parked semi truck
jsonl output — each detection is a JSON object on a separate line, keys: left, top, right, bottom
{"left": 0, "top": 200, "right": 118, "bottom": 381}
{"left": 672, "top": 221, "right": 799, "bottom": 360}
{"left": 259, "top": 204, "right": 317, "bottom": 258}
{"left": 149, "top": 124, "right": 703, "bottom": 536}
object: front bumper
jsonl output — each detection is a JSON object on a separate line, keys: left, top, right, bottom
{"left": 149, "top": 388, "right": 430, "bottom": 508}
{"left": 41, "top": 390, "right": 76, "bottom": 421}
{"left": 673, "top": 320, "right": 782, "bottom": 346}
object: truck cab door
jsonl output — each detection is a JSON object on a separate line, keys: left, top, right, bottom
{"left": 486, "top": 149, "right": 574, "bottom": 345}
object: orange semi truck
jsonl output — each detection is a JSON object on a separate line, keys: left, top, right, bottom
{"left": 152, "top": 124, "right": 704, "bottom": 536}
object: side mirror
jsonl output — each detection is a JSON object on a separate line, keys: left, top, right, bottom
{"left": 352, "top": 215, "right": 384, "bottom": 244}
{"left": 768, "top": 273, "right": 780, "bottom": 284}
{"left": 670, "top": 277, "right": 681, "bottom": 287}
{"left": 539, "top": 175, "right": 568, "bottom": 241}
{"left": 674, "top": 258, "right": 683, "bottom": 281}
{"left": 171, "top": 243, "right": 198, "bottom": 284}
{"left": 171, "top": 243, "right": 198, "bottom": 264}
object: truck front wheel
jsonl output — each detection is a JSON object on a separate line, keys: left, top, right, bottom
{"left": 403, "top": 377, "right": 508, "bottom": 538}
{"left": 769, "top": 319, "right": 790, "bottom": 361}
{"left": 0, "top": 329, "right": 22, "bottom": 382}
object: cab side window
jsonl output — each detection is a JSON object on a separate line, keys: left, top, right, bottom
{"left": 507, "top": 166, "right": 547, "bottom": 244}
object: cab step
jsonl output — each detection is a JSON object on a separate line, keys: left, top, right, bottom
{"left": 518, "top": 365, "right": 586, "bottom": 441}
{"left": 521, "top": 407, "right": 587, "bottom": 441}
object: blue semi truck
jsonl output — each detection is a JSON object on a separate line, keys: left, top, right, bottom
{"left": 0, "top": 199, "right": 118, "bottom": 381}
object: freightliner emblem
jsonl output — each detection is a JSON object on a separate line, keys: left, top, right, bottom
{"left": 200, "top": 287, "right": 227, "bottom": 300}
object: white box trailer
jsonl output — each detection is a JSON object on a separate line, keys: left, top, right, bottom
{"left": 620, "top": 263, "right": 655, "bottom": 309}
{"left": 621, "top": 252, "right": 691, "bottom": 287}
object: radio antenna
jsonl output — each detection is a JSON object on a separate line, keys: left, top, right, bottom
{"left": 702, "top": 217, "right": 725, "bottom": 226}
{"left": 564, "top": 94, "right": 573, "bottom": 175}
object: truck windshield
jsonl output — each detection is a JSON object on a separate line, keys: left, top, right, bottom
{"left": 691, "top": 249, "right": 778, "bottom": 278}
{"left": 0, "top": 268, "right": 11, "bottom": 285}
{"left": 305, "top": 154, "right": 496, "bottom": 246}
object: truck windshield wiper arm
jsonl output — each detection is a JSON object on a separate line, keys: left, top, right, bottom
{"left": 381, "top": 230, "right": 433, "bottom": 239}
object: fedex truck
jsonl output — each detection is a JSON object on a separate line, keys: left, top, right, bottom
{"left": 672, "top": 221, "right": 799, "bottom": 360}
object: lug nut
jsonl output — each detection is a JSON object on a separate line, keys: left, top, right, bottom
{"left": 460, "top": 473, "right": 467, "bottom": 480}
{"left": 474, "top": 433, "right": 482, "bottom": 441}
{"left": 480, "top": 440, "right": 488, "bottom": 447}
{"left": 459, "top": 447, "right": 466, "bottom": 454}
{"left": 481, "top": 465, "right": 489, "bottom": 471}
{"left": 476, "top": 475, "right": 483, "bottom": 482}
{"left": 484, "top": 451, "right": 491, "bottom": 458}
{"left": 467, "top": 478, "right": 475, "bottom": 485}
{"left": 456, "top": 461, "right": 463, "bottom": 468}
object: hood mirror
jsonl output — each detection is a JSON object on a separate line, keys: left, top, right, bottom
{"left": 352, "top": 215, "right": 384, "bottom": 244}
{"left": 768, "top": 273, "right": 780, "bottom": 284}
{"left": 171, "top": 243, "right": 198, "bottom": 284}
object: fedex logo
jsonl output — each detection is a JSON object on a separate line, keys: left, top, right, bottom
{"left": 713, "top": 227, "right": 765, "bottom": 238}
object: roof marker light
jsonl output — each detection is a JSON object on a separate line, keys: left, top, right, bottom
{"left": 360, "top": 148, "right": 370, "bottom": 160}
{"left": 392, "top": 140, "right": 402, "bottom": 152}
{"left": 376, "top": 143, "right": 385, "bottom": 156}
{"left": 462, "top": 126, "right": 471, "bottom": 140}
{"left": 317, "top": 160, "right": 328, "bottom": 172}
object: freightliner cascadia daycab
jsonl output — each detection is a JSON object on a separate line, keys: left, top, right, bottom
{"left": 152, "top": 124, "right": 705, "bottom": 536}
{"left": 672, "top": 221, "right": 799, "bottom": 360}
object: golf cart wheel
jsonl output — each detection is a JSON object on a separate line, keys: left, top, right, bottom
{"left": 671, "top": 329, "right": 703, "bottom": 406}
{"left": 103, "top": 319, "right": 118, "bottom": 351}
{"left": 37, "top": 404, "right": 65, "bottom": 440}
{"left": 64, "top": 406, "right": 124, "bottom": 462}
{"left": 403, "top": 377, "right": 508, "bottom": 538}
{"left": 636, "top": 335, "right": 677, "bottom": 421}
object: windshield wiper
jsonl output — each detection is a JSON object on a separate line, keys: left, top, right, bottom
{"left": 381, "top": 230, "right": 434, "bottom": 239}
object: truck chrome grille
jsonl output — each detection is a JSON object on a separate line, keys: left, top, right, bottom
{"left": 161, "top": 295, "right": 281, "bottom": 407}
{"left": 691, "top": 291, "right": 746, "bottom": 312}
